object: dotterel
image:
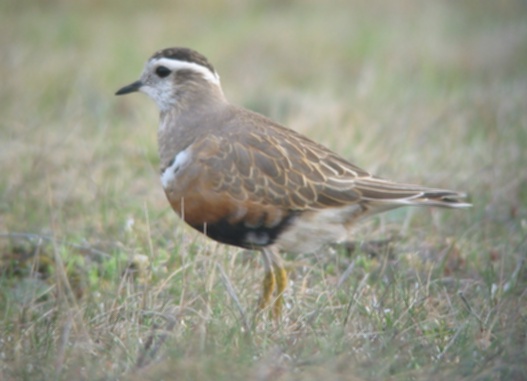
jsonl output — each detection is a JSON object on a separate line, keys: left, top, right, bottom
{"left": 116, "top": 47, "right": 470, "bottom": 318}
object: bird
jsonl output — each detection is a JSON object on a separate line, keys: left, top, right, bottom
{"left": 115, "top": 47, "right": 471, "bottom": 318}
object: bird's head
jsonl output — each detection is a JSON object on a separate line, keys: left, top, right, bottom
{"left": 116, "top": 47, "right": 222, "bottom": 112}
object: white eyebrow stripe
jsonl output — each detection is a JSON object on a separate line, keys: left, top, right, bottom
{"left": 152, "top": 57, "right": 220, "bottom": 85}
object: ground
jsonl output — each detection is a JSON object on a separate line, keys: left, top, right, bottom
{"left": 1, "top": 0, "right": 526, "bottom": 380}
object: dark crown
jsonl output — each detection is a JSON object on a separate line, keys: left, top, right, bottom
{"left": 151, "top": 47, "right": 216, "bottom": 74}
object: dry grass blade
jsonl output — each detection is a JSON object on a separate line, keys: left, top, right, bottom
{"left": 135, "top": 312, "right": 178, "bottom": 369}
{"left": 216, "top": 262, "right": 250, "bottom": 332}
{"left": 1, "top": 1, "right": 526, "bottom": 380}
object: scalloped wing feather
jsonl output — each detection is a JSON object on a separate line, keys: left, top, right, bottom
{"left": 185, "top": 113, "right": 469, "bottom": 218}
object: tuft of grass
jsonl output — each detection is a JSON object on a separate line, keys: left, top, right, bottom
{"left": 1, "top": 0, "right": 526, "bottom": 380}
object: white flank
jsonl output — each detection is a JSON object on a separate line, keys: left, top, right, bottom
{"left": 276, "top": 205, "right": 362, "bottom": 254}
{"left": 160, "top": 149, "right": 191, "bottom": 189}
{"left": 152, "top": 57, "right": 220, "bottom": 85}
{"left": 245, "top": 231, "right": 270, "bottom": 246}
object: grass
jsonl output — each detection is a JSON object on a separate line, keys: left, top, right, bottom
{"left": 1, "top": 0, "right": 526, "bottom": 380}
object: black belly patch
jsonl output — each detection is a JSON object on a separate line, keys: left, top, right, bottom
{"left": 190, "top": 212, "right": 299, "bottom": 249}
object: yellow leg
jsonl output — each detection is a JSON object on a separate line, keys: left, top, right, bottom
{"left": 259, "top": 249, "right": 276, "bottom": 311}
{"left": 260, "top": 248, "right": 287, "bottom": 319}
{"left": 272, "top": 260, "right": 287, "bottom": 318}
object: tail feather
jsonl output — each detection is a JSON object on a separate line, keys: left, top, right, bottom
{"left": 356, "top": 178, "right": 471, "bottom": 209}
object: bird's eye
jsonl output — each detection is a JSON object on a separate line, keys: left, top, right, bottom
{"left": 155, "top": 66, "right": 171, "bottom": 78}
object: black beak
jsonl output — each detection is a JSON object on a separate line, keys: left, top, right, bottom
{"left": 115, "top": 80, "right": 143, "bottom": 95}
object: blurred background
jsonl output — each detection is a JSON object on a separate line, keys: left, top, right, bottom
{"left": 1, "top": 0, "right": 526, "bottom": 380}
{"left": 1, "top": 0, "right": 526, "bottom": 236}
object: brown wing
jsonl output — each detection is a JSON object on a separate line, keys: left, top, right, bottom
{"left": 178, "top": 114, "right": 468, "bottom": 219}
{"left": 221, "top": 109, "right": 470, "bottom": 210}
{"left": 189, "top": 126, "right": 366, "bottom": 213}
{"left": 167, "top": 109, "right": 469, "bottom": 248}
{"left": 166, "top": 125, "right": 365, "bottom": 249}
